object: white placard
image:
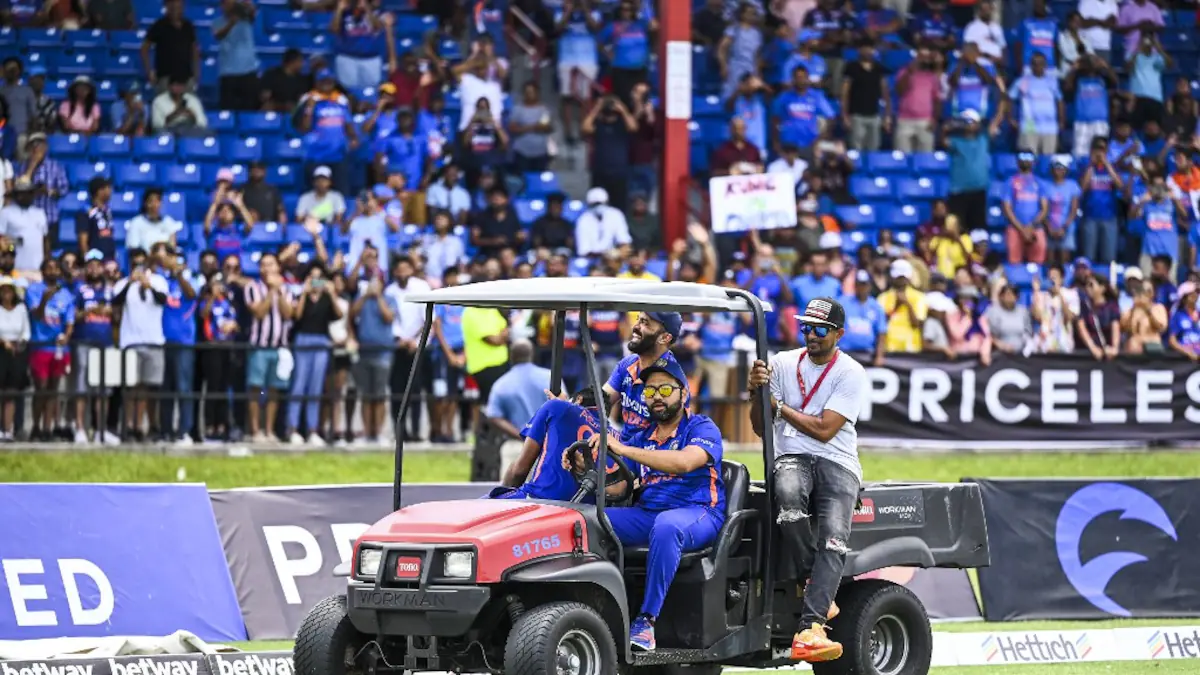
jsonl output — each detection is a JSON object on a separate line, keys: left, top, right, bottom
{"left": 709, "top": 172, "right": 799, "bottom": 233}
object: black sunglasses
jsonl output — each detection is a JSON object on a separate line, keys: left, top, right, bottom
{"left": 800, "top": 324, "right": 832, "bottom": 338}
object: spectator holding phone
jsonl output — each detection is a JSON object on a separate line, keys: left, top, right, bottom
{"left": 26, "top": 258, "right": 74, "bottom": 441}
{"left": 0, "top": 277, "right": 28, "bottom": 441}
{"left": 200, "top": 274, "right": 239, "bottom": 439}
{"left": 287, "top": 262, "right": 341, "bottom": 446}
{"left": 349, "top": 250, "right": 396, "bottom": 446}
{"left": 204, "top": 176, "right": 255, "bottom": 264}
{"left": 1076, "top": 275, "right": 1120, "bottom": 360}
{"left": 1002, "top": 151, "right": 1049, "bottom": 264}
{"left": 1167, "top": 281, "right": 1199, "bottom": 361}
{"left": 1030, "top": 265, "right": 1078, "bottom": 353}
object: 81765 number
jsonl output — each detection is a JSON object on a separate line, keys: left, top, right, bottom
{"left": 512, "top": 535, "right": 562, "bottom": 558}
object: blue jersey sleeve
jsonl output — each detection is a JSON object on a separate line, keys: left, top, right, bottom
{"left": 606, "top": 355, "right": 628, "bottom": 391}
{"left": 684, "top": 416, "right": 724, "bottom": 466}
{"left": 521, "top": 399, "right": 559, "bottom": 445}
{"left": 63, "top": 294, "right": 76, "bottom": 325}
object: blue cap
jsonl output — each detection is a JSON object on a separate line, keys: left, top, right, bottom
{"left": 639, "top": 354, "right": 689, "bottom": 390}
{"left": 643, "top": 311, "right": 682, "bottom": 340}
{"left": 26, "top": 65, "right": 47, "bottom": 78}
{"left": 1017, "top": 151, "right": 1036, "bottom": 163}
{"left": 315, "top": 68, "right": 334, "bottom": 81}
{"left": 372, "top": 184, "right": 396, "bottom": 200}
{"left": 1073, "top": 256, "right": 1091, "bottom": 268}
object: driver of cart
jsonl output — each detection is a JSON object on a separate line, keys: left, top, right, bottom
{"left": 602, "top": 311, "right": 687, "bottom": 444}
{"left": 591, "top": 356, "right": 725, "bottom": 653}
{"left": 486, "top": 388, "right": 630, "bottom": 502}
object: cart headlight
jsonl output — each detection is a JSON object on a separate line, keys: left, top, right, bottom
{"left": 443, "top": 551, "right": 474, "bottom": 579}
{"left": 358, "top": 548, "right": 383, "bottom": 578}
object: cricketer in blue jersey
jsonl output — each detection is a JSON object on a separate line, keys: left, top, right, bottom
{"left": 488, "top": 388, "right": 628, "bottom": 502}
{"left": 602, "top": 311, "right": 685, "bottom": 444}
{"left": 596, "top": 355, "right": 725, "bottom": 652}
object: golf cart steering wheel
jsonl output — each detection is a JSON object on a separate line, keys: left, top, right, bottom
{"left": 565, "top": 439, "right": 636, "bottom": 506}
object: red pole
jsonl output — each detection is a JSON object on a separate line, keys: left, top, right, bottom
{"left": 658, "top": 1, "right": 691, "bottom": 247}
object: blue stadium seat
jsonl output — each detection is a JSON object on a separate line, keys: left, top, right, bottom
{"left": 21, "top": 51, "right": 54, "bottom": 71}
{"left": 896, "top": 177, "right": 939, "bottom": 202}
{"left": 394, "top": 13, "right": 436, "bottom": 36}
{"left": 223, "top": 137, "right": 264, "bottom": 163}
{"left": 514, "top": 198, "right": 545, "bottom": 224}
{"left": 1004, "top": 263, "right": 1044, "bottom": 289}
{"left": 562, "top": 199, "right": 585, "bottom": 222}
{"left": 865, "top": 151, "right": 910, "bottom": 175}
{"left": 238, "top": 111, "right": 284, "bottom": 135}
{"left": 523, "top": 172, "right": 561, "bottom": 198}
{"left": 184, "top": 5, "right": 219, "bottom": 27}
{"left": 263, "top": 7, "right": 310, "bottom": 28}
{"left": 266, "top": 137, "right": 305, "bottom": 162}
{"left": 164, "top": 164, "right": 204, "bottom": 189}
{"left": 162, "top": 192, "right": 187, "bottom": 223}
{"left": 849, "top": 176, "right": 893, "bottom": 202}
{"left": 987, "top": 180, "right": 1008, "bottom": 204}
{"left": 20, "top": 28, "right": 63, "bottom": 48}
{"left": 246, "top": 222, "right": 285, "bottom": 249}
{"left": 59, "top": 190, "right": 89, "bottom": 217}
{"left": 88, "top": 134, "right": 132, "bottom": 159}
{"left": 58, "top": 220, "right": 79, "bottom": 246}
{"left": 110, "top": 29, "right": 145, "bottom": 50}
{"left": 880, "top": 48, "right": 915, "bottom": 72}
{"left": 437, "top": 38, "right": 463, "bottom": 61}
{"left": 207, "top": 111, "right": 237, "bottom": 134}
{"left": 67, "top": 162, "right": 112, "bottom": 185}
{"left": 105, "top": 53, "right": 140, "bottom": 77}
{"left": 987, "top": 205, "right": 1005, "bottom": 228}
{"left": 94, "top": 79, "right": 120, "bottom": 102}
{"left": 59, "top": 51, "right": 103, "bottom": 76}
{"left": 49, "top": 134, "right": 89, "bottom": 159}
{"left": 65, "top": 29, "right": 108, "bottom": 49}
{"left": 912, "top": 152, "right": 950, "bottom": 175}
{"left": 132, "top": 134, "right": 176, "bottom": 160}
{"left": 287, "top": 223, "right": 322, "bottom": 247}
{"left": 111, "top": 190, "right": 142, "bottom": 218}
{"left": 837, "top": 204, "right": 877, "bottom": 229}
{"left": 266, "top": 165, "right": 298, "bottom": 190}
{"left": 258, "top": 33, "right": 290, "bottom": 57}
{"left": 692, "top": 95, "right": 725, "bottom": 119}
{"left": 115, "top": 162, "right": 159, "bottom": 188}
{"left": 879, "top": 204, "right": 922, "bottom": 229}
{"left": 179, "top": 137, "right": 222, "bottom": 162}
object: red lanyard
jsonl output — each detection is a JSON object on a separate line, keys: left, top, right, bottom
{"left": 796, "top": 349, "right": 839, "bottom": 410}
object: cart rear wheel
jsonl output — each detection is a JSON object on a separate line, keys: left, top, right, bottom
{"left": 813, "top": 580, "right": 932, "bottom": 675}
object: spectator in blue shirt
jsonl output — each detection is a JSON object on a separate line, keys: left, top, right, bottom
{"left": 1009, "top": 52, "right": 1063, "bottom": 155}
{"left": 780, "top": 31, "right": 827, "bottom": 89}
{"left": 599, "top": 0, "right": 652, "bottom": 106}
{"left": 946, "top": 110, "right": 991, "bottom": 236}
{"left": 946, "top": 43, "right": 1003, "bottom": 133}
{"left": 1079, "top": 137, "right": 1125, "bottom": 264}
{"left": 350, "top": 250, "right": 398, "bottom": 446}
{"left": 840, "top": 270, "right": 887, "bottom": 365}
{"left": 1020, "top": 0, "right": 1057, "bottom": 70}
{"left": 735, "top": 243, "right": 795, "bottom": 343}
{"left": 1002, "top": 152, "right": 1049, "bottom": 264}
{"left": 154, "top": 244, "right": 199, "bottom": 446}
{"left": 1128, "top": 34, "right": 1171, "bottom": 130}
{"left": 71, "top": 250, "right": 116, "bottom": 445}
{"left": 1042, "top": 156, "right": 1083, "bottom": 265}
{"left": 728, "top": 74, "right": 770, "bottom": 158}
{"left": 375, "top": 110, "right": 430, "bottom": 192}
{"left": 27, "top": 257, "right": 75, "bottom": 443}
{"left": 909, "top": 0, "right": 956, "bottom": 51}
{"left": 1065, "top": 55, "right": 1118, "bottom": 158}
{"left": 330, "top": 0, "right": 395, "bottom": 91}
{"left": 1167, "top": 281, "right": 1199, "bottom": 361}
{"left": 1130, "top": 175, "right": 1187, "bottom": 278}
{"left": 771, "top": 65, "right": 834, "bottom": 161}
{"left": 296, "top": 70, "right": 360, "bottom": 197}
{"left": 761, "top": 22, "right": 795, "bottom": 88}
{"left": 111, "top": 83, "right": 148, "bottom": 136}
{"left": 213, "top": 0, "right": 260, "bottom": 111}
{"left": 792, "top": 251, "right": 842, "bottom": 310}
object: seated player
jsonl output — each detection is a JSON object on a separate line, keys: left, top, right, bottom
{"left": 489, "top": 388, "right": 628, "bottom": 501}
{"left": 595, "top": 357, "right": 726, "bottom": 651}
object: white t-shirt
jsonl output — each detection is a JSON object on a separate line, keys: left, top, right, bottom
{"left": 114, "top": 272, "right": 169, "bottom": 347}
{"left": 963, "top": 19, "right": 1007, "bottom": 61}
{"left": 386, "top": 276, "right": 432, "bottom": 341}
{"left": 458, "top": 73, "right": 504, "bottom": 131}
{"left": 124, "top": 214, "right": 183, "bottom": 252}
{"left": 0, "top": 160, "right": 13, "bottom": 204}
{"left": 0, "top": 204, "right": 48, "bottom": 273}
{"left": 767, "top": 157, "right": 808, "bottom": 186}
{"left": 768, "top": 347, "right": 869, "bottom": 480}
{"left": 574, "top": 205, "right": 632, "bottom": 256}
{"left": 1078, "top": 0, "right": 1119, "bottom": 52}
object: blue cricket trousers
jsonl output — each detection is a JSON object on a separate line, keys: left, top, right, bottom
{"left": 607, "top": 505, "right": 724, "bottom": 617}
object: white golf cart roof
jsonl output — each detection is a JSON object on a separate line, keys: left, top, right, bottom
{"left": 405, "top": 277, "right": 771, "bottom": 313}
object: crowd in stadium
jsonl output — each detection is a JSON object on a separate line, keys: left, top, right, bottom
{"left": 0, "top": 0, "right": 1197, "bottom": 446}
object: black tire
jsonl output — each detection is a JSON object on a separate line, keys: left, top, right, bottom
{"left": 294, "top": 595, "right": 368, "bottom": 675}
{"left": 504, "top": 601, "right": 617, "bottom": 675}
{"left": 812, "top": 580, "right": 932, "bottom": 675}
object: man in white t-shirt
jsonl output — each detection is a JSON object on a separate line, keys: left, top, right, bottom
{"left": 455, "top": 50, "right": 505, "bottom": 131}
{"left": 748, "top": 297, "right": 868, "bottom": 665}
{"left": 574, "top": 187, "right": 632, "bottom": 257}
{"left": 113, "top": 249, "right": 169, "bottom": 439}
{"left": 1077, "top": 0, "right": 1119, "bottom": 60}
{"left": 0, "top": 178, "right": 48, "bottom": 276}
{"left": 962, "top": 0, "right": 1007, "bottom": 64}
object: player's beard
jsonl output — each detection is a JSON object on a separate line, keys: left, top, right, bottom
{"left": 627, "top": 327, "right": 661, "bottom": 355}
{"left": 650, "top": 400, "right": 683, "bottom": 423}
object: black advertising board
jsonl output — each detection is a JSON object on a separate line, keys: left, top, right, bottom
{"left": 974, "top": 479, "right": 1200, "bottom": 620}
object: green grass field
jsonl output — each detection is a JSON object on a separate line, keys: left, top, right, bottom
{"left": 5, "top": 449, "right": 1200, "bottom": 487}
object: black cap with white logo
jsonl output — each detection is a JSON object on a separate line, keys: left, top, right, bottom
{"left": 796, "top": 297, "right": 846, "bottom": 330}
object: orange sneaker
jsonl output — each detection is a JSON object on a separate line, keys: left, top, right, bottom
{"left": 790, "top": 623, "right": 843, "bottom": 663}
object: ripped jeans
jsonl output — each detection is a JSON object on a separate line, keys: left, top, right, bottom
{"left": 774, "top": 454, "right": 861, "bottom": 628}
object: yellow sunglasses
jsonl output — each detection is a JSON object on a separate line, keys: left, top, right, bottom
{"left": 642, "top": 384, "right": 682, "bottom": 400}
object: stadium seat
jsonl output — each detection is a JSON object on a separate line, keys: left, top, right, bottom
{"left": 523, "top": 172, "right": 561, "bottom": 197}
{"left": 994, "top": 154, "right": 1019, "bottom": 178}
{"left": 162, "top": 192, "right": 187, "bottom": 223}
{"left": 115, "top": 162, "right": 159, "bottom": 188}
{"left": 1004, "top": 263, "right": 1044, "bottom": 289}
{"left": 287, "top": 223, "right": 322, "bottom": 247}
{"left": 132, "top": 134, "right": 176, "bottom": 160}
{"left": 105, "top": 53, "right": 140, "bottom": 77}
{"left": 395, "top": 13, "right": 437, "bottom": 36}
{"left": 514, "top": 198, "right": 545, "bottom": 224}
{"left": 59, "top": 51, "right": 103, "bottom": 76}
{"left": 110, "top": 30, "right": 145, "bottom": 50}
{"left": 266, "top": 137, "right": 305, "bottom": 162}
{"left": 913, "top": 152, "right": 950, "bottom": 175}
{"left": 896, "top": 177, "right": 940, "bottom": 202}
{"left": 223, "top": 137, "right": 264, "bottom": 163}
{"left": 208, "top": 111, "right": 237, "bottom": 134}
{"left": 246, "top": 222, "right": 285, "bottom": 249}
{"left": 692, "top": 95, "right": 725, "bottom": 119}
{"left": 849, "top": 176, "right": 893, "bottom": 202}
{"left": 59, "top": 190, "right": 89, "bottom": 217}
{"left": 94, "top": 79, "right": 120, "bottom": 102}
{"left": 843, "top": 230, "right": 874, "bottom": 254}
{"left": 179, "top": 137, "right": 222, "bottom": 162}
{"left": 865, "top": 151, "right": 910, "bottom": 175}
{"left": 20, "top": 28, "right": 63, "bottom": 49}
{"left": 837, "top": 204, "right": 877, "bottom": 229}
{"left": 266, "top": 165, "right": 298, "bottom": 190}
{"left": 163, "top": 164, "right": 203, "bottom": 189}
{"left": 238, "top": 111, "right": 284, "bottom": 136}
{"left": 88, "top": 134, "right": 132, "bottom": 160}
{"left": 879, "top": 204, "right": 923, "bottom": 229}
{"left": 49, "top": 134, "right": 89, "bottom": 159}
{"left": 111, "top": 190, "right": 142, "bottom": 219}
{"left": 67, "top": 162, "right": 111, "bottom": 185}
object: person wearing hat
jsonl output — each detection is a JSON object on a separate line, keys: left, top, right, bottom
{"left": 1131, "top": 173, "right": 1187, "bottom": 281}
{"left": 76, "top": 177, "right": 115, "bottom": 261}
{"left": 1167, "top": 281, "right": 1200, "bottom": 361}
{"left": 601, "top": 311, "right": 686, "bottom": 445}
{"left": 151, "top": 76, "right": 209, "bottom": 132}
{"left": 71, "top": 249, "right": 120, "bottom": 445}
{"left": 877, "top": 258, "right": 929, "bottom": 353}
{"left": 1040, "top": 155, "right": 1082, "bottom": 265}
{"left": 1002, "top": 151, "right": 1049, "bottom": 265}
{"left": 928, "top": 213, "right": 974, "bottom": 278}
{"left": 58, "top": 75, "right": 102, "bottom": 134}
{"left": 574, "top": 186, "right": 632, "bottom": 257}
{"left": 296, "top": 166, "right": 348, "bottom": 228}
{"left": 590, "top": 355, "right": 726, "bottom": 652}
{"left": 839, "top": 270, "right": 887, "bottom": 366}
{"left": 297, "top": 69, "right": 358, "bottom": 197}
{"left": 112, "top": 82, "right": 149, "bottom": 137}
{"left": 946, "top": 108, "right": 991, "bottom": 232}
{"left": 0, "top": 178, "right": 49, "bottom": 280}
{"left": 15, "top": 133, "right": 68, "bottom": 238}
{"left": 25, "top": 66, "right": 56, "bottom": 136}
{"left": 748, "top": 297, "right": 868, "bottom": 663}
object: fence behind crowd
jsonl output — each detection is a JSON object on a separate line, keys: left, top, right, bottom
{"left": 5, "top": 343, "right": 1197, "bottom": 447}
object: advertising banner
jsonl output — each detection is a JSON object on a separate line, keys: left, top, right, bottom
{"left": 0, "top": 484, "right": 245, "bottom": 641}
{"left": 855, "top": 353, "right": 1200, "bottom": 443}
{"left": 209, "top": 484, "right": 491, "bottom": 640}
{"left": 709, "top": 173, "right": 798, "bottom": 233}
{"left": 974, "top": 479, "right": 1200, "bottom": 621}
{"left": 0, "top": 654, "right": 208, "bottom": 675}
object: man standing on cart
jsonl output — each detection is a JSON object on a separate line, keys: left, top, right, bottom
{"left": 747, "top": 297, "right": 869, "bottom": 664}
{"left": 601, "top": 311, "right": 685, "bottom": 443}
